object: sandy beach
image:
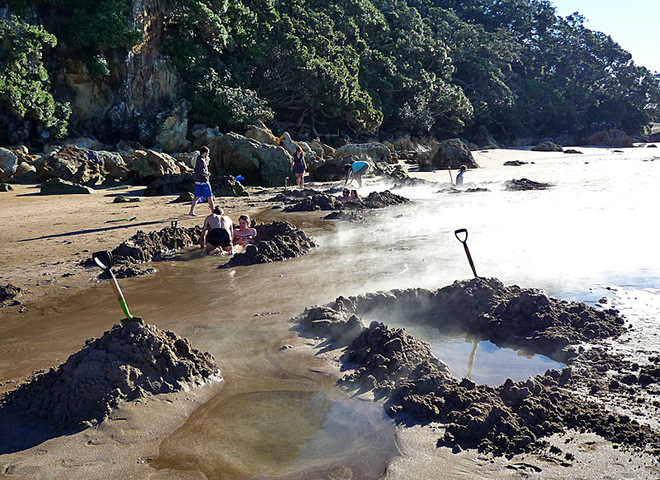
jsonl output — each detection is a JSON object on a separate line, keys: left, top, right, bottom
{"left": 2, "top": 146, "right": 660, "bottom": 479}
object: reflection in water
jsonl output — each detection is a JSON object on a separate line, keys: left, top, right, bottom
{"left": 154, "top": 389, "right": 397, "bottom": 480}
{"left": 466, "top": 340, "right": 478, "bottom": 381}
{"left": 428, "top": 337, "right": 565, "bottom": 386}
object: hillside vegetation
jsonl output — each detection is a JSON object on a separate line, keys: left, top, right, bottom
{"left": 1, "top": 0, "right": 659, "bottom": 145}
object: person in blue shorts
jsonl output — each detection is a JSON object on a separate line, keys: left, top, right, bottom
{"left": 189, "top": 146, "right": 214, "bottom": 216}
{"left": 344, "top": 160, "right": 370, "bottom": 188}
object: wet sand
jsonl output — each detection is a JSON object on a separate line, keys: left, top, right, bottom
{"left": 2, "top": 145, "right": 660, "bottom": 478}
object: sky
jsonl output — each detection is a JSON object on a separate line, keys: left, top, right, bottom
{"left": 549, "top": 0, "right": 660, "bottom": 73}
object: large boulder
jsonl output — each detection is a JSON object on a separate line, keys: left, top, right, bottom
{"left": 40, "top": 178, "right": 96, "bottom": 194}
{"left": 245, "top": 122, "right": 279, "bottom": 146}
{"left": 37, "top": 145, "right": 104, "bottom": 186}
{"left": 144, "top": 173, "right": 247, "bottom": 197}
{"left": 531, "top": 141, "right": 563, "bottom": 152}
{"left": 422, "top": 138, "right": 479, "bottom": 170}
{"left": 128, "top": 149, "right": 180, "bottom": 180}
{"left": 0, "top": 148, "right": 18, "bottom": 181}
{"left": 583, "top": 129, "right": 636, "bottom": 147}
{"left": 208, "top": 133, "right": 291, "bottom": 187}
{"left": 307, "top": 156, "right": 351, "bottom": 182}
{"left": 153, "top": 100, "right": 192, "bottom": 153}
{"left": 278, "top": 132, "right": 299, "bottom": 155}
{"left": 333, "top": 142, "right": 393, "bottom": 164}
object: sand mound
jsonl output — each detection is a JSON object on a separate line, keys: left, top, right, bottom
{"left": 276, "top": 189, "right": 409, "bottom": 212}
{"left": 112, "top": 225, "right": 202, "bottom": 263}
{"left": 0, "top": 322, "right": 219, "bottom": 432}
{"left": 294, "top": 278, "right": 660, "bottom": 456}
{"left": 221, "top": 221, "right": 316, "bottom": 268}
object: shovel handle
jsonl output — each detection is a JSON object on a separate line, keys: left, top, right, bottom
{"left": 454, "top": 228, "right": 468, "bottom": 243}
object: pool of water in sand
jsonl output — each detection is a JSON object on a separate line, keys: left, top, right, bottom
{"left": 2, "top": 147, "right": 660, "bottom": 478}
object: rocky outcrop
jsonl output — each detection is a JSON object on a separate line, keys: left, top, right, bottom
{"left": 40, "top": 178, "right": 96, "bottom": 194}
{"left": 0, "top": 148, "right": 18, "bottom": 181}
{"left": 583, "top": 129, "right": 636, "bottom": 147}
{"left": 422, "top": 138, "right": 479, "bottom": 170}
{"left": 37, "top": 145, "right": 104, "bottom": 186}
{"left": 208, "top": 133, "right": 291, "bottom": 187}
{"left": 333, "top": 142, "right": 393, "bottom": 164}
{"left": 153, "top": 100, "right": 192, "bottom": 153}
{"left": 128, "top": 149, "right": 180, "bottom": 180}
{"left": 531, "top": 141, "right": 563, "bottom": 152}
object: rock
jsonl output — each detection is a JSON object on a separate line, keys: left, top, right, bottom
{"left": 504, "top": 178, "right": 551, "bottom": 191}
{"left": 37, "top": 145, "right": 104, "bottom": 186}
{"left": 14, "top": 161, "right": 37, "bottom": 177}
{"left": 144, "top": 173, "right": 194, "bottom": 196}
{"left": 278, "top": 131, "right": 299, "bottom": 155}
{"left": 0, "top": 283, "right": 22, "bottom": 302}
{"left": 503, "top": 160, "right": 528, "bottom": 166}
{"left": 307, "top": 156, "right": 351, "bottom": 182}
{"left": 308, "top": 140, "right": 326, "bottom": 159}
{"left": 564, "top": 149, "right": 583, "bottom": 154}
{"left": 423, "top": 138, "right": 479, "bottom": 170}
{"left": 333, "top": 142, "right": 393, "bottom": 164}
{"left": 0, "top": 183, "right": 14, "bottom": 191}
{"left": 531, "top": 142, "right": 563, "bottom": 152}
{"left": 153, "top": 100, "right": 192, "bottom": 153}
{"left": 112, "top": 196, "right": 141, "bottom": 203}
{"left": 96, "top": 151, "right": 125, "bottom": 172}
{"left": 40, "top": 178, "right": 96, "bottom": 195}
{"left": 584, "top": 129, "right": 636, "bottom": 147}
{"left": 128, "top": 149, "right": 180, "bottom": 180}
{"left": 0, "top": 148, "right": 18, "bottom": 181}
{"left": 209, "top": 133, "right": 291, "bottom": 187}
{"left": 245, "top": 122, "right": 279, "bottom": 145}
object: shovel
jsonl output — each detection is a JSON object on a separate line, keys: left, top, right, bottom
{"left": 92, "top": 250, "right": 143, "bottom": 325}
{"left": 454, "top": 228, "right": 479, "bottom": 278}
{"left": 171, "top": 220, "right": 178, "bottom": 251}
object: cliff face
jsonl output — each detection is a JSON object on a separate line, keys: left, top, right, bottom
{"left": 57, "top": 0, "right": 182, "bottom": 148}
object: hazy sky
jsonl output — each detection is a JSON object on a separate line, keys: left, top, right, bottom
{"left": 550, "top": 0, "right": 659, "bottom": 73}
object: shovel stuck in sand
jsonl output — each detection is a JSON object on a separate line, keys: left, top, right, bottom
{"left": 92, "top": 250, "right": 143, "bottom": 326}
{"left": 455, "top": 228, "right": 479, "bottom": 278}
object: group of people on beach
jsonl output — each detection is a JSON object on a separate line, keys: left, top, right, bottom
{"left": 187, "top": 146, "right": 257, "bottom": 255}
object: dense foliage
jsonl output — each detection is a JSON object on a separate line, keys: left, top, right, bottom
{"left": 163, "top": 0, "right": 660, "bottom": 141}
{"left": 0, "top": 16, "right": 70, "bottom": 142}
{"left": 2, "top": 0, "right": 659, "bottom": 143}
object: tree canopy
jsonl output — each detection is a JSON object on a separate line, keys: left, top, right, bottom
{"left": 2, "top": 0, "right": 659, "bottom": 144}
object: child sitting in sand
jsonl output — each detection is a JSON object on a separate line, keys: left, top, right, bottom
{"left": 337, "top": 188, "right": 351, "bottom": 202}
{"left": 233, "top": 214, "right": 257, "bottom": 247}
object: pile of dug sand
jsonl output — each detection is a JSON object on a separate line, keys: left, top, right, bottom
{"left": 0, "top": 321, "right": 220, "bottom": 433}
{"left": 221, "top": 221, "right": 316, "bottom": 268}
{"left": 278, "top": 189, "right": 409, "bottom": 212}
{"left": 295, "top": 277, "right": 660, "bottom": 457}
{"left": 0, "top": 283, "right": 22, "bottom": 306}
{"left": 112, "top": 224, "right": 202, "bottom": 263}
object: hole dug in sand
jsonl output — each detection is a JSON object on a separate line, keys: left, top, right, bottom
{"left": 295, "top": 277, "right": 660, "bottom": 456}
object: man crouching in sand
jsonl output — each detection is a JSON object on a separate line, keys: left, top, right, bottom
{"left": 200, "top": 206, "right": 234, "bottom": 255}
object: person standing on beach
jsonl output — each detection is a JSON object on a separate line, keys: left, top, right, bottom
{"left": 291, "top": 146, "right": 307, "bottom": 188}
{"left": 200, "top": 206, "right": 234, "bottom": 255}
{"left": 455, "top": 165, "right": 467, "bottom": 186}
{"left": 344, "top": 160, "right": 370, "bottom": 188}
{"left": 189, "top": 146, "right": 214, "bottom": 216}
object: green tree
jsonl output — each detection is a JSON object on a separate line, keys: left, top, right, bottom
{"left": 0, "top": 16, "right": 70, "bottom": 141}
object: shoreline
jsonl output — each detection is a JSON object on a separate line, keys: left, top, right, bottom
{"left": 2, "top": 146, "right": 660, "bottom": 478}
